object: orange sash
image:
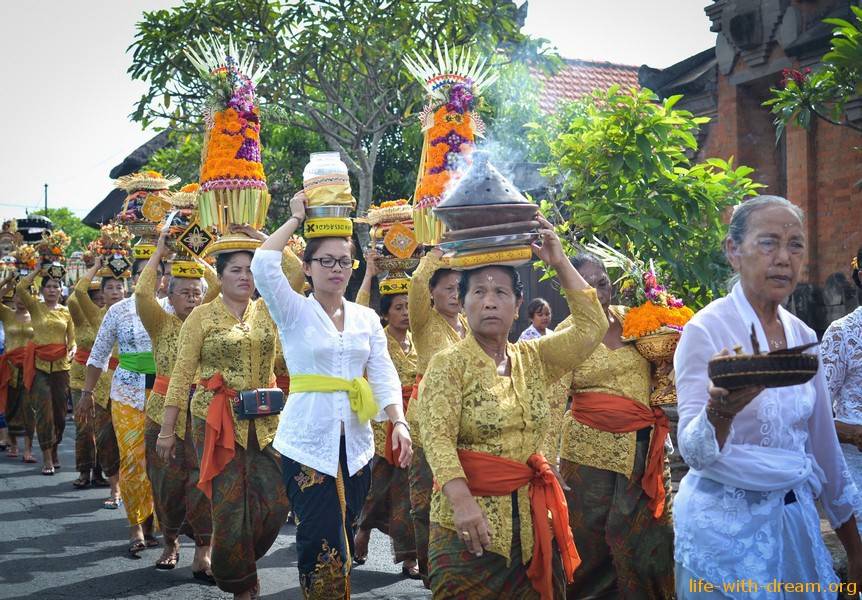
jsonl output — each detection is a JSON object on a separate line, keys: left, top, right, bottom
{"left": 196, "top": 372, "right": 237, "bottom": 500}
{"left": 0, "top": 347, "right": 28, "bottom": 412}
{"left": 275, "top": 374, "right": 291, "bottom": 395}
{"left": 570, "top": 392, "right": 669, "bottom": 519}
{"left": 457, "top": 449, "right": 580, "bottom": 600}
{"left": 384, "top": 385, "right": 414, "bottom": 466}
{"left": 22, "top": 342, "right": 67, "bottom": 391}
{"left": 152, "top": 374, "right": 171, "bottom": 397}
{"left": 73, "top": 347, "right": 119, "bottom": 371}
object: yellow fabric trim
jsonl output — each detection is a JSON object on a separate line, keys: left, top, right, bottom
{"left": 304, "top": 218, "right": 353, "bottom": 239}
{"left": 289, "top": 374, "right": 377, "bottom": 423}
{"left": 133, "top": 244, "right": 156, "bottom": 260}
{"left": 201, "top": 236, "right": 262, "bottom": 258}
{"left": 379, "top": 277, "right": 410, "bottom": 295}
{"left": 447, "top": 246, "right": 533, "bottom": 269}
{"left": 170, "top": 261, "right": 205, "bottom": 278}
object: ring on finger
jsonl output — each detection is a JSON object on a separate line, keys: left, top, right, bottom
{"left": 461, "top": 530, "right": 471, "bottom": 539}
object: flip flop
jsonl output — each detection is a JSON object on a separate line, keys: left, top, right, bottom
{"left": 144, "top": 534, "right": 160, "bottom": 548}
{"left": 23, "top": 455, "right": 37, "bottom": 464}
{"left": 155, "top": 550, "right": 180, "bottom": 570}
{"left": 104, "top": 497, "right": 123, "bottom": 510}
{"left": 192, "top": 570, "right": 216, "bottom": 584}
{"left": 128, "top": 539, "right": 146, "bottom": 558}
{"left": 72, "top": 475, "right": 91, "bottom": 489}
{"left": 41, "top": 466, "right": 55, "bottom": 476}
{"left": 6, "top": 449, "right": 19, "bottom": 458}
{"left": 402, "top": 563, "right": 422, "bottom": 580}
{"left": 91, "top": 477, "right": 110, "bottom": 488}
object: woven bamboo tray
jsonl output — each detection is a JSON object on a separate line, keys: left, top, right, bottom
{"left": 708, "top": 325, "right": 819, "bottom": 390}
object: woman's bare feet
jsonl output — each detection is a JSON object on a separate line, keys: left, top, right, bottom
{"left": 353, "top": 527, "right": 370, "bottom": 565}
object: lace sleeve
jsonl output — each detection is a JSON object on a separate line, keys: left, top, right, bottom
{"left": 164, "top": 307, "right": 204, "bottom": 411}
{"left": 420, "top": 350, "right": 466, "bottom": 486}
{"left": 820, "top": 321, "right": 847, "bottom": 406}
{"left": 365, "top": 313, "right": 401, "bottom": 414}
{"left": 73, "top": 277, "right": 101, "bottom": 326}
{"left": 87, "top": 304, "right": 118, "bottom": 371}
{"left": 533, "top": 289, "right": 607, "bottom": 384}
{"left": 355, "top": 289, "right": 371, "bottom": 308}
{"left": 408, "top": 253, "right": 442, "bottom": 336}
{"left": 202, "top": 263, "right": 221, "bottom": 304}
{"left": 281, "top": 247, "right": 306, "bottom": 293}
{"left": 134, "top": 265, "right": 167, "bottom": 339}
{"left": 674, "top": 319, "right": 734, "bottom": 469}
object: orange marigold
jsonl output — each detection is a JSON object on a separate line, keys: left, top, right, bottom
{"left": 622, "top": 301, "right": 694, "bottom": 339}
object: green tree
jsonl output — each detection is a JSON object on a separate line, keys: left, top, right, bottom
{"left": 32, "top": 208, "right": 99, "bottom": 252}
{"left": 529, "top": 87, "right": 764, "bottom": 308}
{"left": 128, "top": 0, "right": 553, "bottom": 223}
{"left": 764, "top": 6, "right": 862, "bottom": 138}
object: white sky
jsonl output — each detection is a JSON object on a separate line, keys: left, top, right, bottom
{"left": 0, "top": 0, "right": 715, "bottom": 220}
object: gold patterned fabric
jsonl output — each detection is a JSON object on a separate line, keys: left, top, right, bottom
{"left": 0, "top": 303, "right": 34, "bottom": 385}
{"left": 16, "top": 279, "right": 73, "bottom": 372}
{"left": 407, "top": 253, "right": 468, "bottom": 447}
{"left": 67, "top": 297, "right": 88, "bottom": 390}
{"left": 420, "top": 288, "right": 607, "bottom": 563}
{"left": 134, "top": 264, "right": 219, "bottom": 438}
{"left": 165, "top": 297, "right": 279, "bottom": 450}
{"left": 72, "top": 278, "right": 116, "bottom": 409}
{"left": 560, "top": 306, "right": 652, "bottom": 478}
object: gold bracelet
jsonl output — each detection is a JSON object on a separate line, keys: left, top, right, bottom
{"left": 706, "top": 405, "right": 734, "bottom": 423}
{"left": 156, "top": 432, "right": 176, "bottom": 440}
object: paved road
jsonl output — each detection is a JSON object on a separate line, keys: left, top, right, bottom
{"left": 0, "top": 419, "right": 432, "bottom": 599}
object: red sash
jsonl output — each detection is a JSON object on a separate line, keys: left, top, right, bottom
{"left": 196, "top": 373, "right": 237, "bottom": 500}
{"left": 458, "top": 449, "right": 580, "bottom": 600}
{"left": 570, "top": 392, "right": 669, "bottom": 518}
{"left": 74, "top": 347, "right": 119, "bottom": 371}
{"left": 275, "top": 374, "right": 291, "bottom": 395}
{"left": 22, "top": 342, "right": 67, "bottom": 391}
{"left": 152, "top": 374, "right": 171, "bottom": 397}
{"left": 0, "top": 347, "right": 28, "bottom": 412}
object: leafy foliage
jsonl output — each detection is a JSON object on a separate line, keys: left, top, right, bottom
{"left": 32, "top": 208, "right": 99, "bottom": 252}
{"left": 764, "top": 6, "right": 862, "bottom": 137}
{"left": 528, "top": 87, "right": 764, "bottom": 308}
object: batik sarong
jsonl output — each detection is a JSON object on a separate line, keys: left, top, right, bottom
{"left": 6, "top": 375, "right": 34, "bottom": 439}
{"left": 192, "top": 417, "right": 289, "bottom": 594}
{"left": 93, "top": 399, "right": 120, "bottom": 478}
{"left": 428, "top": 510, "right": 566, "bottom": 599}
{"left": 71, "top": 389, "right": 96, "bottom": 474}
{"left": 561, "top": 437, "right": 675, "bottom": 600}
{"left": 144, "top": 416, "right": 212, "bottom": 545}
{"left": 31, "top": 369, "right": 69, "bottom": 451}
{"left": 112, "top": 399, "right": 153, "bottom": 526}
{"left": 283, "top": 437, "right": 372, "bottom": 599}
{"left": 409, "top": 444, "right": 433, "bottom": 584}
{"left": 358, "top": 455, "right": 417, "bottom": 563}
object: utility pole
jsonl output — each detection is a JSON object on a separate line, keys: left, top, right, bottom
{"left": 43, "top": 183, "right": 48, "bottom": 214}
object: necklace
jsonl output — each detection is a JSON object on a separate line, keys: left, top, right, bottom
{"left": 769, "top": 338, "right": 784, "bottom": 350}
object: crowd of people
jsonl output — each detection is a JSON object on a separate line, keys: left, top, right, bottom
{"left": 2, "top": 192, "right": 862, "bottom": 600}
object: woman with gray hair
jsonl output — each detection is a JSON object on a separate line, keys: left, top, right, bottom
{"left": 673, "top": 195, "right": 862, "bottom": 598}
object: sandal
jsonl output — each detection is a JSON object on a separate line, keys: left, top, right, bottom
{"left": 402, "top": 562, "right": 422, "bottom": 580}
{"left": 91, "top": 476, "right": 110, "bottom": 488}
{"left": 41, "top": 465, "right": 55, "bottom": 476}
{"left": 7, "top": 448, "right": 18, "bottom": 459}
{"left": 23, "top": 454, "right": 37, "bottom": 463}
{"left": 104, "top": 497, "right": 123, "bottom": 510}
{"left": 72, "top": 474, "right": 91, "bottom": 489}
{"left": 144, "top": 534, "right": 160, "bottom": 548}
{"left": 192, "top": 569, "right": 216, "bottom": 585}
{"left": 128, "top": 539, "right": 146, "bottom": 558}
{"left": 155, "top": 548, "right": 180, "bottom": 570}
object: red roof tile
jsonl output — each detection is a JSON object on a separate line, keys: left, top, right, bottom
{"left": 534, "top": 59, "right": 641, "bottom": 113}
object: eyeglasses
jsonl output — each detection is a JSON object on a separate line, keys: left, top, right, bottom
{"left": 310, "top": 257, "right": 358, "bottom": 270}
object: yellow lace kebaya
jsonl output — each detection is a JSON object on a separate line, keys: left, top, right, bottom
{"left": 0, "top": 303, "right": 34, "bottom": 383}
{"left": 407, "top": 252, "right": 468, "bottom": 446}
{"left": 72, "top": 279, "right": 116, "bottom": 409}
{"left": 559, "top": 306, "right": 652, "bottom": 478}
{"left": 420, "top": 288, "right": 607, "bottom": 563}
{"left": 16, "top": 279, "right": 74, "bottom": 372}
{"left": 163, "top": 249, "right": 306, "bottom": 449}
{"left": 134, "top": 264, "right": 219, "bottom": 438}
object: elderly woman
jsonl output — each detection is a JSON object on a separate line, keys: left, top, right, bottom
{"left": 674, "top": 195, "right": 862, "bottom": 598}
{"left": 821, "top": 247, "right": 862, "bottom": 489}
{"left": 420, "top": 216, "right": 607, "bottom": 599}
{"left": 561, "top": 252, "right": 674, "bottom": 599}
{"left": 251, "top": 193, "right": 412, "bottom": 599}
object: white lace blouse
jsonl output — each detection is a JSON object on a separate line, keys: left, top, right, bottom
{"left": 673, "top": 283, "right": 862, "bottom": 595}
{"left": 821, "top": 306, "right": 862, "bottom": 426}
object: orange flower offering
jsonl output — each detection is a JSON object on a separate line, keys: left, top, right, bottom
{"left": 622, "top": 302, "right": 695, "bottom": 339}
